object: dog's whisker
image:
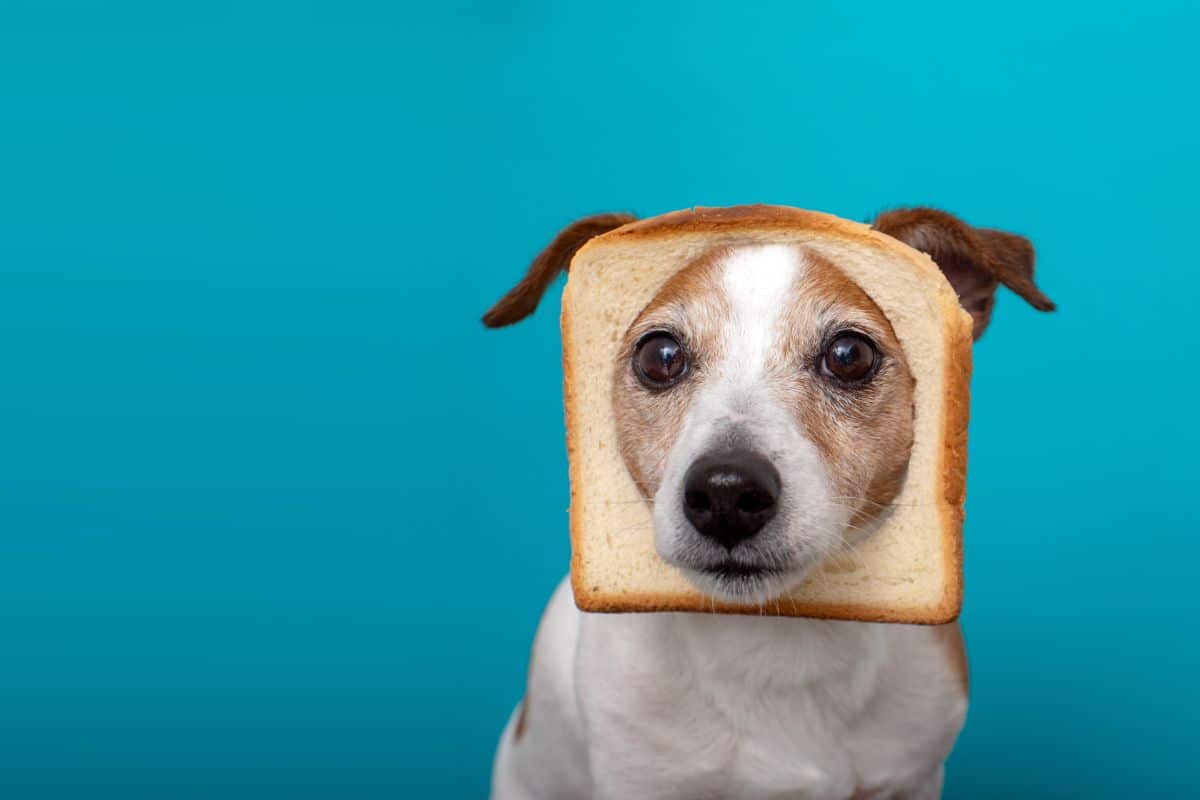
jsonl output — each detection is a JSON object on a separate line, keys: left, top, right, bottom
{"left": 826, "top": 496, "right": 938, "bottom": 508}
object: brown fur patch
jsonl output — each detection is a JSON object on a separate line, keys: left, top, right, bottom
{"left": 513, "top": 648, "right": 537, "bottom": 744}
{"left": 872, "top": 207, "right": 1054, "bottom": 340}
{"left": 482, "top": 212, "right": 636, "bottom": 328}
{"left": 612, "top": 247, "right": 732, "bottom": 498}
{"left": 513, "top": 694, "right": 529, "bottom": 742}
{"left": 775, "top": 252, "right": 916, "bottom": 532}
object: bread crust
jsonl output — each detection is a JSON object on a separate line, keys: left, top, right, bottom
{"left": 563, "top": 205, "right": 972, "bottom": 624}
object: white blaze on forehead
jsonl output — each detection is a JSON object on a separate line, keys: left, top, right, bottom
{"left": 718, "top": 244, "right": 803, "bottom": 382}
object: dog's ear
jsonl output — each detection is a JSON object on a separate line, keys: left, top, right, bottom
{"left": 872, "top": 207, "right": 1055, "bottom": 340}
{"left": 482, "top": 212, "right": 637, "bottom": 328}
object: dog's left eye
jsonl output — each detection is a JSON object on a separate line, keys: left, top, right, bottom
{"left": 633, "top": 331, "right": 689, "bottom": 389}
{"left": 820, "top": 332, "right": 880, "bottom": 385}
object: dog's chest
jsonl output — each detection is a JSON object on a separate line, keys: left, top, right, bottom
{"left": 576, "top": 613, "right": 956, "bottom": 799}
{"left": 652, "top": 675, "right": 860, "bottom": 799}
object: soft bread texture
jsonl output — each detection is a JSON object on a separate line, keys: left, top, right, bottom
{"left": 562, "top": 205, "right": 973, "bottom": 624}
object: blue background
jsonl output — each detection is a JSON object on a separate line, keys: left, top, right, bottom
{"left": 1, "top": 1, "right": 1196, "bottom": 797}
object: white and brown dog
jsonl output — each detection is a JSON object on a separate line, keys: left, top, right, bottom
{"left": 482, "top": 208, "right": 1054, "bottom": 800}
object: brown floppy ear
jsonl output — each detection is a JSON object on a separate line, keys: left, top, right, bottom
{"left": 482, "top": 212, "right": 637, "bottom": 328}
{"left": 872, "top": 207, "right": 1055, "bottom": 340}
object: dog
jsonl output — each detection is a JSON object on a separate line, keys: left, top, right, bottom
{"left": 483, "top": 207, "right": 1054, "bottom": 799}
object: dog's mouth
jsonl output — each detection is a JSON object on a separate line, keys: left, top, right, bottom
{"left": 702, "top": 561, "right": 783, "bottom": 580}
{"left": 677, "top": 556, "right": 809, "bottom": 604}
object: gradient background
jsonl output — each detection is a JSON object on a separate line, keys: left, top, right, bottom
{"left": 2, "top": 1, "right": 1197, "bottom": 798}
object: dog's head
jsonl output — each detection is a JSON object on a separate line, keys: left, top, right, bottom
{"left": 485, "top": 207, "right": 1054, "bottom": 604}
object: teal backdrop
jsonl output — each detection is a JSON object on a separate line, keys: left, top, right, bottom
{"left": 1, "top": 1, "right": 1197, "bottom": 798}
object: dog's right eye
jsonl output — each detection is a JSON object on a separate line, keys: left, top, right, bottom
{"left": 633, "top": 331, "right": 689, "bottom": 389}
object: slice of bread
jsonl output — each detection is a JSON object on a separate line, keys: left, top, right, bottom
{"left": 561, "top": 205, "right": 973, "bottom": 624}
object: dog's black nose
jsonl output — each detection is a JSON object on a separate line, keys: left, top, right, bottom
{"left": 682, "top": 453, "right": 781, "bottom": 549}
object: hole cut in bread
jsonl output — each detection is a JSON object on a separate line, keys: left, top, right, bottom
{"left": 562, "top": 205, "right": 973, "bottom": 624}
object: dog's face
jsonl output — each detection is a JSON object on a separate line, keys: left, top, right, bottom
{"left": 483, "top": 206, "right": 1054, "bottom": 604}
{"left": 612, "top": 245, "right": 915, "bottom": 604}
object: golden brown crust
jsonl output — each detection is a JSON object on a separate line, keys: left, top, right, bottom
{"left": 605, "top": 204, "right": 874, "bottom": 242}
{"left": 561, "top": 281, "right": 586, "bottom": 595}
{"left": 933, "top": 304, "right": 974, "bottom": 623}
{"left": 564, "top": 204, "right": 970, "bottom": 624}
{"left": 572, "top": 589, "right": 956, "bottom": 624}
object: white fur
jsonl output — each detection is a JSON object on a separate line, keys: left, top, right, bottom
{"left": 720, "top": 244, "right": 800, "bottom": 385}
{"left": 493, "top": 578, "right": 964, "bottom": 800}
{"left": 492, "top": 246, "right": 967, "bottom": 799}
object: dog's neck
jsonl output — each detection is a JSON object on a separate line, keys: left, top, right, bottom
{"left": 636, "top": 610, "right": 890, "bottom": 693}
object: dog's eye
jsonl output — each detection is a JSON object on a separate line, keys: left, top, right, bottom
{"left": 634, "top": 331, "right": 688, "bottom": 389}
{"left": 821, "top": 333, "right": 880, "bottom": 385}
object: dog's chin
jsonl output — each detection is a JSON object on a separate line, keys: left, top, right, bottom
{"left": 653, "top": 510, "right": 834, "bottom": 605}
{"left": 676, "top": 559, "right": 816, "bottom": 606}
